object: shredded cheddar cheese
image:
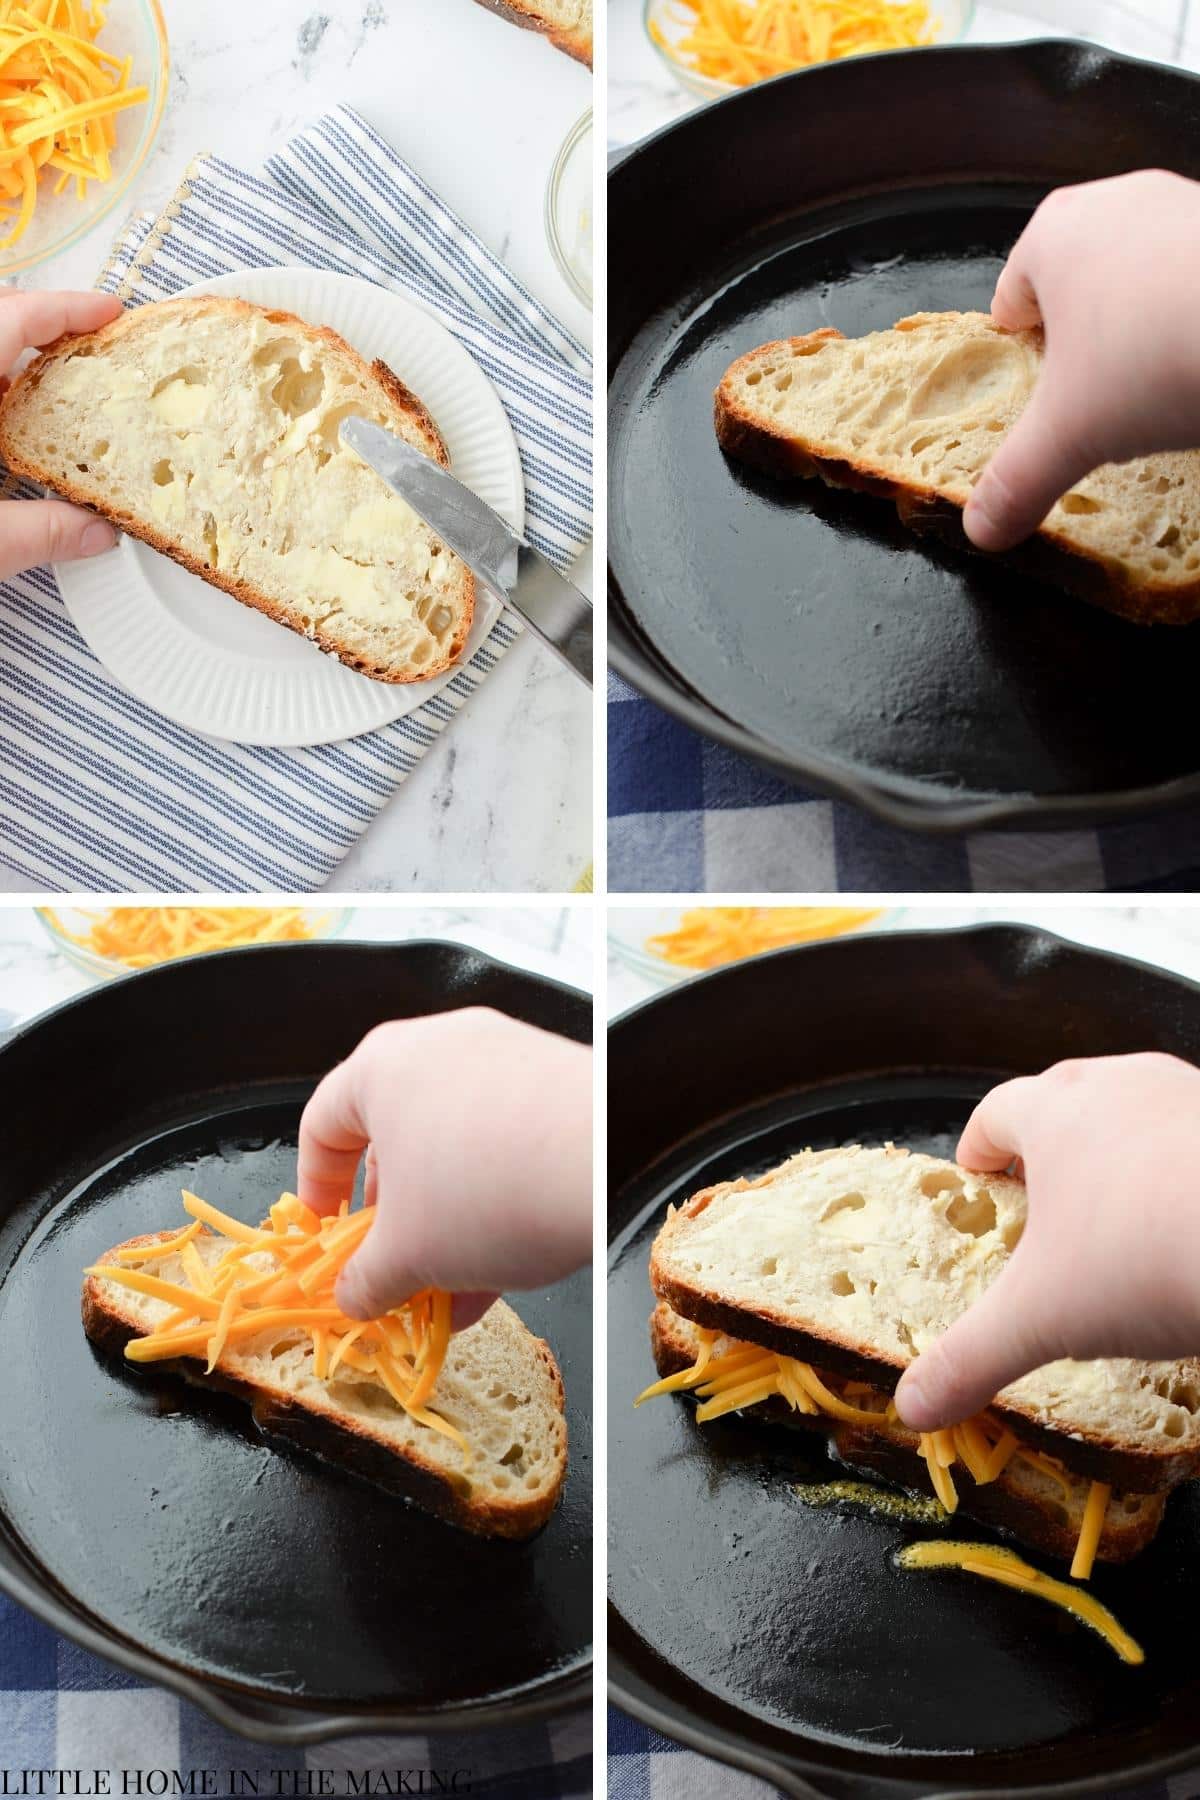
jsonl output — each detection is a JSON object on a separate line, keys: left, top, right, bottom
{"left": 43, "top": 906, "right": 322, "bottom": 968}
{"left": 651, "top": 0, "right": 939, "bottom": 88}
{"left": 87, "top": 1190, "right": 463, "bottom": 1449}
{"left": 646, "top": 906, "right": 882, "bottom": 971}
{"left": 0, "top": 0, "right": 149, "bottom": 249}
{"left": 1070, "top": 1477, "right": 1111, "bottom": 1582}
{"left": 636, "top": 1328, "right": 1114, "bottom": 1574}
{"left": 897, "top": 1541, "right": 1144, "bottom": 1664}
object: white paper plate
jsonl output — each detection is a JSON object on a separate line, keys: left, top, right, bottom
{"left": 54, "top": 267, "right": 524, "bottom": 746}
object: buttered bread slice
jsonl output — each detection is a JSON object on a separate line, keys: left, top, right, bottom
{"left": 0, "top": 296, "right": 475, "bottom": 683}
{"left": 715, "top": 311, "right": 1200, "bottom": 625}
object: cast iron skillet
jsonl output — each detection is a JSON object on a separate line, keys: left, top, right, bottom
{"left": 0, "top": 940, "right": 591, "bottom": 1745}
{"left": 609, "top": 925, "right": 1200, "bottom": 1796}
{"left": 609, "top": 42, "right": 1200, "bottom": 833}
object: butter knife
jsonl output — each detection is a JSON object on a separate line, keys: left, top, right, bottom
{"left": 340, "top": 417, "right": 592, "bottom": 686}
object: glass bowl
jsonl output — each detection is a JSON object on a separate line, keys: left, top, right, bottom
{"left": 609, "top": 907, "right": 901, "bottom": 988}
{"left": 644, "top": 0, "right": 974, "bottom": 102}
{"left": 545, "top": 107, "right": 592, "bottom": 308}
{"left": 0, "top": 0, "right": 170, "bottom": 276}
{"left": 37, "top": 905, "right": 351, "bottom": 983}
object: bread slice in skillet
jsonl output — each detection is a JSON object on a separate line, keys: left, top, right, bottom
{"left": 83, "top": 1228, "right": 567, "bottom": 1539}
{"left": 650, "top": 1143, "right": 1200, "bottom": 1493}
{"left": 715, "top": 311, "right": 1200, "bottom": 626}
{"left": 650, "top": 1302, "right": 1166, "bottom": 1566}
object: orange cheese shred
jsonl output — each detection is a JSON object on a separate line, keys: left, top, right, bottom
{"left": 897, "top": 1540, "right": 1144, "bottom": 1663}
{"left": 637, "top": 1331, "right": 1123, "bottom": 1577}
{"left": 89, "top": 1190, "right": 464, "bottom": 1450}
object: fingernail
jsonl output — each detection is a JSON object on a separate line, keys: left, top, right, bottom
{"left": 81, "top": 521, "right": 116, "bottom": 556}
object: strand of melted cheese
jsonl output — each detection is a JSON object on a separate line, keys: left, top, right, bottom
{"left": 897, "top": 1541, "right": 1144, "bottom": 1664}
{"left": 646, "top": 906, "right": 882, "bottom": 971}
{"left": 0, "top": 0, "right": 149, "bottom": 248}
{"left": 86, "top": 1190, "right": 463, "bottom": 1450}
{"left": 650, "top": 0, "right": 938, "bottom": 87}
{"left": 42, "top": 906, "right": 322, "bottom": 967}
{"left": 636, "top": 1327, "right": 1111, "bottom": 1578}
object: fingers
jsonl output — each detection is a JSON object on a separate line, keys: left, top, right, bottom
{"left": 963, "top": 370, "right": 1097, "bottom": 552}
{"left": 991, "top": 251, "right": 1043, "bottom": 333}
{"left": 296, "top": 1057, "right": 368, "bottom": 1219}
{"left": 0, "top": 290, "right": 122, "bottom": 370}
{"left": 335, "top": 1225, "right": 424, "bottom": 1323}
{"left": 894, "top": 1256, "right": 1051, "bottom": 1430}
{"left": 451, "top": 1291, "right": 499, "bottom": 1332}
{"left": 956, "top": 1075, "right": 1038, "bottom": 1172}
{"left": 0, "top": 499, "right": 115, "bottom": 580}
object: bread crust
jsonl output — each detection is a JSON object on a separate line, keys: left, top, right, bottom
{"left": 649, "top": 1304, "right": 1165, "bottom": 1564}
{"left": 651, "top": 1159, "right": 1200, "bottom": 1493}
{"left": 0, "top": 295, "right": 476, "bottom": 683}
{"left": 715, "top": 324, "right": 1200, "bottom": 628}
{"left": 469, "top": 0, "right": 592, "bottom": 64}
{"left": 82, "top": 1232, "right": 566, "bottom": 1540}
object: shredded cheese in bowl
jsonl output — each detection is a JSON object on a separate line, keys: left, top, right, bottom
{"left": 87, "top": 1190, "right": 464, "bottom": 1448}
{"left": 645, "top": 906, "right": 883, "bottom": 971}
{"left": 39, "top": 906, "right": 346, "bottom": 973}
{"left": 647, "top": 0, "right": 945, "bottom": 91}
{"left": 0, "top": 0, "right": 151, "bottom": 250}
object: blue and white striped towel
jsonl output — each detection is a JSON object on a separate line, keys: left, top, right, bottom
{"left": 0, "top": 107, "right": 592, "bottom": 892}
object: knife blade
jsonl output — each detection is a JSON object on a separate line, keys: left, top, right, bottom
{"left": 340, "top": 417, "right": 592, "bottom": 686}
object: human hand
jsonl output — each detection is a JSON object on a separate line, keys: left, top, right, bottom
{"left": 895, "top": 1052, "right": 1200, "bottom": 1431}
{"left": 964, "top": 171, "right": 1200, "bottom": 552}
{"left": 297, "top": 1008, "right": 592, "bottom": 1328}
{"left": 0, "top": 290, "right": 124, "bottom": 578}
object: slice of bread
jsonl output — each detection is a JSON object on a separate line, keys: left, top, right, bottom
{"left": 471, "top": 0, "right": 592, "bottom": 64}
{"left": 650, "top": 1302, "right": 1166, "bottom": 1565}
{"left": 0, "top": 296, "right": 475, "bottom": 683}
{"left": 83, "top": 1230, "right": 566, "bottom": 1539}
{"left": 650, "top": 1144, "right": 1200, "bottom": 1491}
{"left": 715, "top": 311, "right": 1200, "bottom": 626}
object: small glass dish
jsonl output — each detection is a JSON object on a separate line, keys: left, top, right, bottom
{"left": 545, "top": 107, "right": 592, "bottom": 308}
{"left": 644, "top": 0, "right": 974, "bottom": 102}
{"left": 0, "top": 0, "right": 170, "bottom": 276}
{"left": 609, "top": 907, "right": 899, "bottom": 988}
{"left": 37, "top": 905, "right": 351, "bottom": 982}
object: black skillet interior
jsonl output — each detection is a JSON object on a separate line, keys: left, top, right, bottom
{"left": 609, "top": 42, "right": 1200, "bottom": 832}
{"left": 609, "top": 926, "right": 1200, "bottom": 1797}
{"left": 0, "top": 941, "right": 591, "bottom": 1744}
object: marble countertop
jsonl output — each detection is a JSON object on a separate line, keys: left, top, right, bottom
{"left": 0, "top": 902, "right": 593, "bottom": 1027}
{"left": 610, "top": 0, "right": 1198, "bottom": 146}
{"left": 2, "top": 0, "right": 593, "bottom": 895}
{"left": 607, "top": 902, "right": 1200, "bottom": 1014}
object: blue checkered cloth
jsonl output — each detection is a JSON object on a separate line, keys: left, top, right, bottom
{"left": 0, "top": 1594, "right": 590, "bottom": 1789}
{"left": 608, "top": 674, "right": 1200, "bottom": 893}
{"left": 608, "top": 1703, "right": 1192, "bottom": 1797}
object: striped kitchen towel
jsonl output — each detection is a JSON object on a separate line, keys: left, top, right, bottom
{"left": 0, "top": 106, "right": 591, "bottom": 892}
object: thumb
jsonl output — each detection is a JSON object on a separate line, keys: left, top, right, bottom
{"left": 0, "top": 499, "right": 115, "bottom": 579}
{"left": 963, "top": 370, "right": 1097, "bottom": 553}
{"left": 335, "top": 1224, "right": 425, "bottom": 1323}
{"left": 894, "top": 1255, "right": 1052, "bottom": 1431}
